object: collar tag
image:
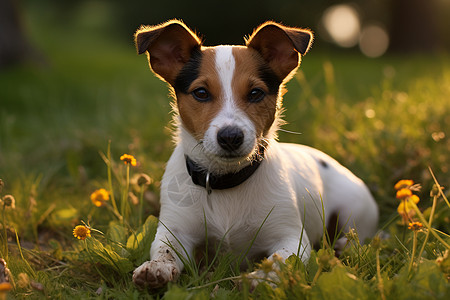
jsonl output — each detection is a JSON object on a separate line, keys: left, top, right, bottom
{"left": 205, "top": 172, "right": 212, "bottom": 195}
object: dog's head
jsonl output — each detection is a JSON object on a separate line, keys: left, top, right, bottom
{"left": 135, "top": 20, "right": 312, "bottom": 172}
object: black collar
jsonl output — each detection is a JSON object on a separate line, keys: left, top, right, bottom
{"left": 185, "top": 148, "right": 265, "bottom": 194}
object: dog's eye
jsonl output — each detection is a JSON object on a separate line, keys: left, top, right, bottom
{"left": 191, "top": 88, "right": 211, "bottom": 102}
{"left": 248, "top": 88, "right": 265, "bottom": 103}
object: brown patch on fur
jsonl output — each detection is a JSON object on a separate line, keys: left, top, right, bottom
{"left": 176, "top": 47, "right": 224, "bottom": 139}
{"left": 231, "top": 47, "right": 278, "bottom": 137}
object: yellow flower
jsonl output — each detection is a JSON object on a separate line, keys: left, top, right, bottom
{"left": 396, "top": 188, "right": 412, "bottom": 200}
{"left": 394, "top": 179, "right": 414, "bottom": 190}
{"left": 73, "top": 225, "right": 91, "bottom": 240}
{"left": 397, "top": 198, "right": 418, "bottom": 223}
{"left": 408, "top": 221, "right": 423, "bottom": 231}
{"left": 90, "top": 188, "right": 109, "bottom": 207}
{"left": 120, "top": 154, "right": 137, "bottom": 166}
{"left": 0, "top": 282, "right": 12, "bottom": 292}
{"left": 409, "top": 194, "right": 420, "bottom": 204}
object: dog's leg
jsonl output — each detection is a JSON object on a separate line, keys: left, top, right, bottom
{"left": 132, "top": 227, "right": 195, "bottom": 289}
{"left": 246, "top": 237, "right": 311, "bottom": 289}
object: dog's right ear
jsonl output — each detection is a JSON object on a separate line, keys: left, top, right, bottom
{"left": 135, "top": 20, "right": 202, "bottom": 85}
{"left": 246, "top": 22, "right": 313, "bottom": 82}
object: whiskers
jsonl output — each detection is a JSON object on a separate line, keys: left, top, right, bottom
{"left": 192, "top": 140, "right": 205, "bottom": 153}
{"left": 278, "top": 128, "right": 303, "bottom": 135}
{"left": 253, "top": 138, "right": 270, "bottom": 162}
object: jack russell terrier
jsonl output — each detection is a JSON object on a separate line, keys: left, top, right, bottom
{"left": 132, "top": 20, "right": 378, "bottom": 289}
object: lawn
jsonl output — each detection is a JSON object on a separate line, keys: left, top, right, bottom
{"left": 0, "top": 5, "right": 450, "bottom": 299}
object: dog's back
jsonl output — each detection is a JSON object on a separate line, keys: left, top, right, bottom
{"left": 275, "top": 143, "right": 378, "bottom": 246}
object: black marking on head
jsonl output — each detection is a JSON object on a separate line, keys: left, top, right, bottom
{"left": 173, "top": 47, "right": 203, "bottom": 94}
{"left": 319, "top": 159, "right": 329, "bottom": 169}
{"left": 259, "top": 64, "right": 282, "bottom": 95}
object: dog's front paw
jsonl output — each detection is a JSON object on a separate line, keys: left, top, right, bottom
{"left": 245, "top": 269, "right": 279, "bottom": 291}
{"left": 133, "top": 259, "right": 179, "bottom": 289}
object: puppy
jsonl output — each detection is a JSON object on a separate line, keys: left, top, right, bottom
{"left": 132, "top": 20, "right": 378, "bottom": 289}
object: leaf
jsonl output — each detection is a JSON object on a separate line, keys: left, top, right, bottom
{"left": 85, "top": 237, "right": 134, "bottom": 274}
{"left": 306, "top": 250, "right": 319, "bottom": 283}
{"left": 165, "top": 285, "right": 210, "bottom": 300}
{"left": 107, "top": 222, "right": 127, "bottom": 245}
{"left": 107, "top": 223, "right": 132, "bottom": 260}
{"left": 286, "top": 254, "right": 306, "bottom": 274}
{"left": 311, "top": 265, "right": 371, "bottom": 300}
{"left": 388, "top": 259, "right": 450, "bottom": 299}
{"left": 126, "top": 215, "right": 158, "bottom": 265}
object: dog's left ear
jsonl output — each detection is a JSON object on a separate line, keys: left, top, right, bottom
{"left": 246, "top": 22, "right": 313, "bottom": 81}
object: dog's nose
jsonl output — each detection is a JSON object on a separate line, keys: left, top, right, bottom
{"left": 217, "top": 126, "right": 244, "bottom": 152}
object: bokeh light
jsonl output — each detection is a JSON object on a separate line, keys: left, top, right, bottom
{"left": 359, "top": 25, "right": 390, "bottom": 58}
{"left": 322, "top": 4, "right": 361, "bottom": 48}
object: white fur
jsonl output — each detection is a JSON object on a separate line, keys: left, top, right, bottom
{"left": 133, "top": 45, "right": 379, "bottom": 289}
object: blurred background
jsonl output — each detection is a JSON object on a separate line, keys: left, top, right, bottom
{"left": 2, "top": 0, "right": 450, "bottom": 67}
{"left": 1, "top": 0, "right": 450, "bottom": 229}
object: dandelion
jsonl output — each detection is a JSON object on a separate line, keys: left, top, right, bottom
{"left": 73, "top": 225, "right": 91, "bottom": 240}
{"left": 408, "top": 221, "right": 423, "bottom": 273}
{"left": 394, "top": 179, "right": 414, "bottom": 190}
{"left": 396, "top": 188, "right": 412, "bottom": 200}
{"left": 133, "top": 173, "right": 153, "bottom": 225}
{"left": 1, "top": 195, "right": 15, "bottom": 209}
{"left": 408, "top": 221, "right": 423, "bottom": 231}
{"left": 136, "top": 173, "right": 152, "bottom": 187}
{"left": 395, "top": 179, "right": 421, "bottom": 224}
{"left": 120, "top": 154, "right": 137, "bottom": 166}
{"left": 397, "top": 196, "right": 419, "bottom": 223}
{"left": 0, "top": 282, "right": 12, "bottom": 293}
{"left": 397, "top": 197, "right": 419, "bottom": 214}
{"left": 90, "top": 189, "right": 110, "bottom": 207}
{"left": 120, "top": 154, "right": 136, "bottom": 221}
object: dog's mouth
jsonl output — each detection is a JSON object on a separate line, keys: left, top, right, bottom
{"left": 203, "top": 140, "right": 264, "bottom": 166}
{"left": 204, "top": 148, "right": 251, "bottom": 164}
{"left": 219, "top": 152, "right": 246, "bottom": 160}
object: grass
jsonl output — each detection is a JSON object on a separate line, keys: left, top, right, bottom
{"left": 1, "top": 5, "right": 450, "bottom": 299}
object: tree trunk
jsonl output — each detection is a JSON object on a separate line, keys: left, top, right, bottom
{"left": 0, "top": 0, "right": 40, "bottom": 68}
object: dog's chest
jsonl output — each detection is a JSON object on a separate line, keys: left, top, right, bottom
{"left": 199, "top": 186, "right": 281, "bottom": 254}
